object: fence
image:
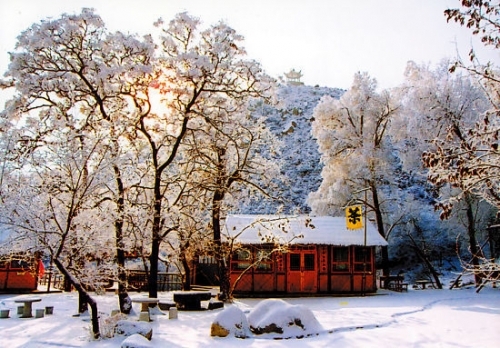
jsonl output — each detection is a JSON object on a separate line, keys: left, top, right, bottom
{"left": 126, "top": 271, "right": 182, "bottom": 291}
{"left": 40, "top": 270, "right": 182, "bottom": 292}
{"left": 39, "top": 271, "right": 65, "bottom": 290}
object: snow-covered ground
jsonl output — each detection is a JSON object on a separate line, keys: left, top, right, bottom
{"left": 0, "top": 284, "right": 499, "bottom": 347}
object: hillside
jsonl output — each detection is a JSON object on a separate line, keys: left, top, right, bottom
{"left": 241, "top": 84, "right": 344, "bottom": 214}
{"left": 238, "top": 83, "right": 487, "bottom": 280}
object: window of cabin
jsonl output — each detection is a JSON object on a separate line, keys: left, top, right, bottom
{"left": 332, "top": 247, "right": 350, "bottom": 272}
{"left": 255, "top": 249, "right": 273, "bottom": 271}
{"left": 304, "top": 253, "right": 315, "bottom": 271}
{"left": 10, "top": 259, "right": 30, "bottom": 269}
{"left": 289, "top": 253, "right": 301, "bottom": 271}
{"left": 353, "top": 247, "right": 372, "bottom": 272}
{"left": 231, "top": 249, "right": 251, "bottom": 271}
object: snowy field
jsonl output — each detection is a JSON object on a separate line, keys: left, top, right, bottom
{"left": 1, "top": 284, "right": 499, "bottom": 347}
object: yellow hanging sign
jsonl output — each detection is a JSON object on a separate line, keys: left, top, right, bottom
{"left": 346, "top": 205, "right": 363, "bottom": 230}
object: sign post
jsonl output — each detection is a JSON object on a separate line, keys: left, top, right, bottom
{"left": 347, "top": 188, "right": 369, "bottom": 296}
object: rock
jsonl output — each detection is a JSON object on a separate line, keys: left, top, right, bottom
{"left": 121, "top": 334, "right": 152, "bottom": 348}
{"left": 115, "top": 320, "right": 153, "bottom": 340}
{"left": 210, "top": 322, "right": 230, "bottom": 337}
{"left": 210, "top": 306, "right": 250, "bottom": 338}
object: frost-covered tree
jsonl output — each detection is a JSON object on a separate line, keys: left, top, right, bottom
{"left": 0, "top": 120, "right": 110, "bottom": 337}
{"left": 428, "top": 0, "right": 500, "bottom": 211}
{"left": 0, "top": 8, "right": 154, "bottom": 315}
{"left": 140, "top": 13, "right": 275, "bottom": 298}
{"left": 181, "top": 96, "right": 280, "bottom": 299}
{"left": 395, "top": 61, "right": 492, "bottom": 284}
{"left": 0, "top": 8, "right": 276, "bottom": 305}
{"left": 308, "top": 72, "right": 399, "bottom": 274}
{"left": 411, "top": 0, "right": 500, "bottom": 284}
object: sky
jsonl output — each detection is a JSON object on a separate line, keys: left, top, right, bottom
{"left": 0, "top": 0, "right": 498, "bottom": 90}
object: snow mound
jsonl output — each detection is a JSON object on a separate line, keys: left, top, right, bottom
{"left": 210, "top": 305, "right": 250, "bottom": 338}
{"left": 121, "top": 333, "right": 152, "bottom": 348}
{"left": 247, "top": 299, "right": 323, "bottom": 338}
{"left": 115, "top": 320, "right": 153, "bottom": 340}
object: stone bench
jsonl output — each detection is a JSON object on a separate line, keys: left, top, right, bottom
{"left": 158, "top": 301, "right": 176, "bottom": 311}
{"left": 173, "top": 291, "right": 212, "bottom": 310}
{"left": 208, "top": 300, "right": 224, "bottom": 310}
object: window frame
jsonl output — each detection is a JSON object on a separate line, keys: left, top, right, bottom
{"left": 230, "top": 248, "right": 252, "bottom": 272}
{"left": 353, "top": 246, "right": 372, "bottom": 273}
{"left": 331, "top": 246, "right": 350, "bottom": 273}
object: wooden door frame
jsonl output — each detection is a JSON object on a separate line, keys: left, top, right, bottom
{"left": 286, "top": 246, "right": 317, "bottom": 293}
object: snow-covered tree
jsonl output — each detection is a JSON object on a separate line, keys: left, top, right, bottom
{"left": 0, "top": 8, "right": 277, "bottom": 305}
{"left": 308, "top": 72, "right": 399, "bottom": 274}
{"left": 0, "top": 8, "right": 154, "bottom": 317}
{"left": 406, "top": 0, "right": 500, "bottom": 284}
{"left": 426, "top": 1, "right": 500, "bottom": 211}
{"left": 394, "top": 61, "right": 493, "bottom": 284}
{"left": 179, "top": 95, "right": 281, "bottom": 299}
{"left": 0, "top": 118, "right": 111, "bottom": 337}
{"left": 138, "top": 12, "right": 275, "bottom": 298}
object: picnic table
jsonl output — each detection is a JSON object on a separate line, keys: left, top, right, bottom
{"left": 173, "top": 291, "right": 212, "bottom": 310}
{"left": 416, "top": 279, "right": 432, "bottom": 289}
{"left": 14, "top": 297, "right": 42, "bottom": 318}
{"left": 380, "top": 275, "right": 408, "bottom": 292}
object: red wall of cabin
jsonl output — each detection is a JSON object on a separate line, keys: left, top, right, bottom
{"left": 229, "top": 244, "right": 378, "bottom": 295}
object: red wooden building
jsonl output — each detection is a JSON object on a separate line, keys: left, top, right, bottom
{"left": 0, "top": 256, "right": 41, "bottom": 292}
{"left": 224, "top": 215, "right": 387, "bottom": 296}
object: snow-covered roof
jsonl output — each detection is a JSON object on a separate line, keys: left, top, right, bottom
{"left": 223, "top": 215, "right": 388, "bottom": 246}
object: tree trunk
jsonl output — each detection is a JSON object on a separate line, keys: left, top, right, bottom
{"left": 63, "top": 275, "right": 72, "bottom": 292}
{"left": 53, "top": 258, "right": 100, "bottom": 339}
{"left": 213, "top": 185, "right": 230, "bottom": 300}
{"left": 212, "top": 147, "right": 232, "bottom": 300}
{"left": 218, "top": 262, "right": 230, "bottom": 301}
{"left": 78, "top": 291, "right": 89, "bottom": 314}
{"left": 180, "top": 253, "right": 192, "bottom": 291}
{"left": 371, "top": 185, "right": 389, "bottom": 275}
{"left": 147, "top": 170, "right": 163, "bottom": 299}
{"left": 113, "top": 163, "right": 131, "bottom": 313}
{"left": 465, "top": 194, "right": 481, "bottom": 286}
{"left": 408, "top": 227, "right": 443, "bottom": 289}
{"left": 148, "top": 237, "right": 160, "bottom": 298}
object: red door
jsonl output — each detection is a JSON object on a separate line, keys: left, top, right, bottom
{"left": 287, "top": 247, "right": 317, "bottom": 293}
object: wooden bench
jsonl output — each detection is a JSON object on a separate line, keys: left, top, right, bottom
{"left": 173, "top": 291, "right": 212, "bottom": 310}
